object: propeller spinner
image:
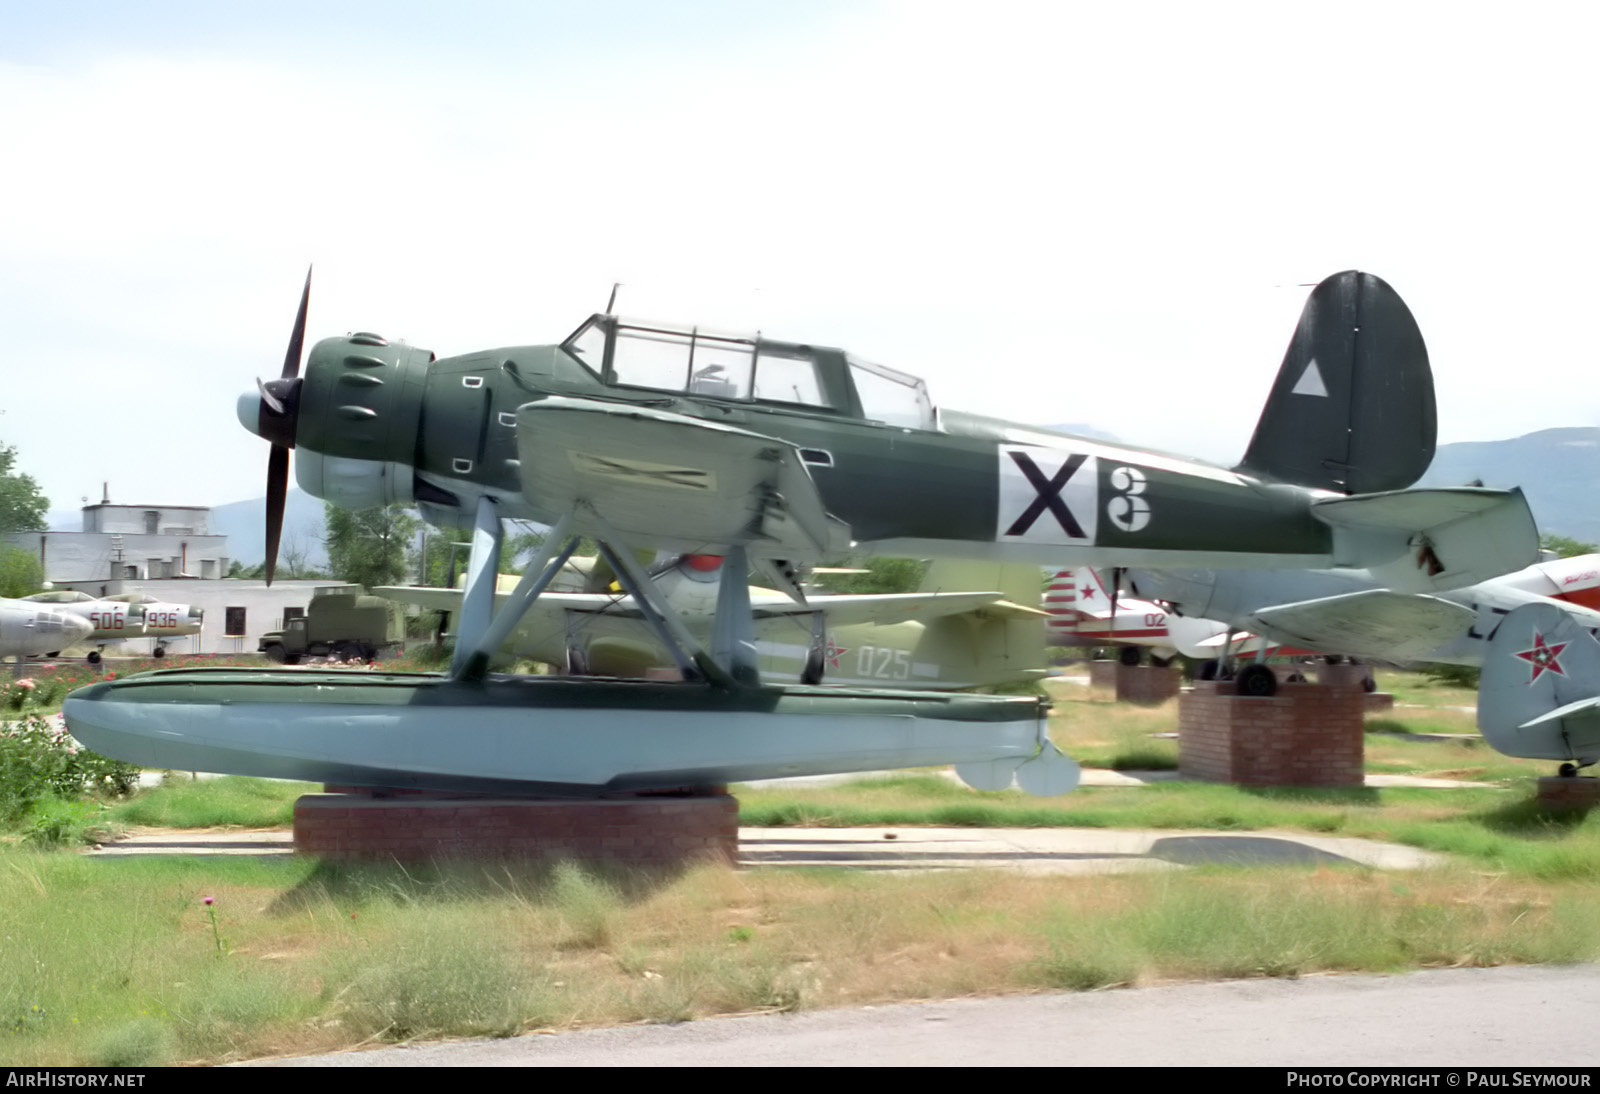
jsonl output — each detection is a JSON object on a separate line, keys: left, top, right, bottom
{"left": 236, "top": 267, "right": 311, "bottom": 585}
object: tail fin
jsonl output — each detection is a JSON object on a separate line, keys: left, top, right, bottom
{"left": 919, "top": 559, "right": 1046, "bottom": 682}
{"left": 1480, "top": 601, "right": 1600, "bottom": 764}
{"left": 1236, "top": 271, "right": 1435, "bottom": 495}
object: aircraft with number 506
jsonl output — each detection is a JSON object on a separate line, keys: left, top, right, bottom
{"left": 62, "top": 270, "right": 1540, "bottom": 801}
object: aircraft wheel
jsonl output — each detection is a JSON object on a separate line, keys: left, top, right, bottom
{"left": 1559, "top": 762, "right": 1579, "bottom": 778}
{"left": 1235, "top": 663, "right": 1278, "bottom": 697}
{"left": 87, "top": 651, "right": 102, "bottom": 666}
{"left": 46, "top": 651, "right": 59, "bottom": 659}
{"left": 1150, "top": 655, "right": 1172, "bottom": 669}
{"left": 152, "top": 646, "right": 165, "bottom": 659}
{"left": 1197, "top": 659, "right": 1220, "bottom": 681}
{"left": 1118, "top": 645, "right": 1142, "bottom": 667}
{"left": 1362, "top": 672, "right": 1377, "bottom": 694}
{"left": 565, "top": 648, "right": 591, "bottom": 676}
{"left": 801, "top": 648, "right": 825, "bottom": 686}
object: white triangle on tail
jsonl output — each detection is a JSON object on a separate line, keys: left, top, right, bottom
{"left": 1291, "top": 358, "right": 1328, "bottom": 397}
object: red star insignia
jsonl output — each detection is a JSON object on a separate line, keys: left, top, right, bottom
{"left": 1515, "top": 630, "right": 1569, "bottom": 683}
{"left": 825, "top": 637, "right": 847, "bottom": 668}
{"left": 1080, "top": 585, "right": 1095, "bottom": 602}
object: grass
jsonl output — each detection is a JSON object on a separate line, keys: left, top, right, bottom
{"left": 108, "top": 776, "right": 316, "bottom": 830}
{"left": 5, "top": 663, "right": 1597, "bottom": 1062}
{"left": 3, "top": 850, "right": 1598, "bottom": 1065}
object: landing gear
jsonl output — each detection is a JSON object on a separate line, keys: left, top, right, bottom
{"left": 87, "top": 650, "right": 102, "bottom": 666}
{"left": 801, "top": 647, "right": 825, "bottom": 686}
{"left": 1235, "top": 662, "right": 1278, "bottom": 697}
{"left": 1559, "top": 763, "right": 1578, "bottom": 778}
{"left": 1118, "top": 645, "right": 1142, "bottom": 667}
{"left": 152, "top": 646, "right": 165, "bottom": 659}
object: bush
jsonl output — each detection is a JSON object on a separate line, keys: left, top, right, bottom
{"left": 0, "top": 715, "right": 140, "bottom": 826}
{"left": 1421, "top": 662, "right": 1480, "bottom": 689}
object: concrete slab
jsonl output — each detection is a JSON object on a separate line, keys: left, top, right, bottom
{"left": 87, "top": 823, "right": 1444, "bottom": 873}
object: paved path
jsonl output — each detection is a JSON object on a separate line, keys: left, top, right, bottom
{"left": 90, "top": 823, "right": 1444, "bottom": 873}
{"left": 252, "top": 965, "right": 1600, "bottom": 1067}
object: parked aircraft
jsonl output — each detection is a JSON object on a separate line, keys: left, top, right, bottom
{"left": 1479, "top": 600, "right": 1600, "bottom": 776}
{"left": 22, "top": 590, "right": 203, "bottom": 662}
{"left": 59, "top": 269, "right": 1535, "bottom": 800}
{"left": 0, "top": 599, "right": 92, "bottom": 662}
{"left": 376, "top": 556, "right": 1047, "bottom": 689}
{"left": 244, "top": 269, "right": 1535, "bottom": 598}
{"left": 1044, "top": 567, "right": 1235, "bottom": 663}
{"left": 1127, "top": 553, "right": 1600, "bottom": 691}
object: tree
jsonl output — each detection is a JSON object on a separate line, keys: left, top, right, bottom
{"left": 323, "top": 504, "right": 418, "bottom": 590}
{"left": 0, "top": 546, "right": 42, "bottom": 598}
{"left": 1542, "top": 534, "right": 1597, "bottom": 559}
{"left": 0, "top": 443, "right": 48, "bottom": 533}
{"left": 810, "top": 556, "right": 928, "bottom": 595}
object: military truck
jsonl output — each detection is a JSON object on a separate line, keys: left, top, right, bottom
{"left": 259, "top": 593, "right": 401, "bottom": 664}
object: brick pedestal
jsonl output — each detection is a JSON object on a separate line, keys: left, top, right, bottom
{"left": 1535, "top": 776, "right": 1600, "bottom": 812}
{"left": 294, "top": 791, "right": 739, "bottom": 866}
{"left": 1088, "top": 660, "right": 1182, "bottom": 705}
{"left": 1179, "top": 681, "right": 1366, "bottom": 787}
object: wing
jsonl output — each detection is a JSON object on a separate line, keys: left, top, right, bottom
{"left": 754, "top": 591, "right": 1046, "bottom": 627}
{"left": 1247, "top": 590, "right": 1473, "bottom": 661}
{"left": 516, "top": 397, "right": 850, "bottom": 560}
{"left": 374, "top": 585, "right": 1043, "bottom": 629}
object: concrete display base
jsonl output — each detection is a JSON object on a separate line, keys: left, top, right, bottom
{"left": 1088, "top": 660, "right": 1182, "bottom": 705}
{"left": 1179, "top": 680, "right": 1366, "bottom": 787}
{"left": 294, "top": 789, "right": 739, "bottom": 866}
{"left": 1535, "top": 776, "right": 1600, "bottom": 813}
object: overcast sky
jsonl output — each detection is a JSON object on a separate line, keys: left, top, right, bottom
{"left": 2, "top": 1, "right": 1596, "bottom": 516}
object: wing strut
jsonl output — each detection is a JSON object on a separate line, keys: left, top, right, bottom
{"left": 457, "top": 512, "right": 580, "bottom": 681}
{"left": 586, "top": 509, "right": 737, "bottom": 687}
{"left": 711, "top": 545, "right": 759, "bottom": 686}
{"left": 450, "top": 496, "right": 504, "bottom": 678}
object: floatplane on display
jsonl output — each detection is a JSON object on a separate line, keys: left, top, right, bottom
{"left": 63, "top": 269, "right": 1539, "bottom": 797}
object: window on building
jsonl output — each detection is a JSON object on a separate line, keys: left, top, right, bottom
{"left": 224, "top": 607, "right": 247, "bottom": 637}
{"left": 144, "top": 511, "right": 160, "bottom": 534}
{"left": 283, "top": 607, "right": 305, "bottom": 624}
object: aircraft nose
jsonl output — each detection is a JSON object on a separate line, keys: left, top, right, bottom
{"left": 237, "top": 389, "right": 266, "bottom": 440}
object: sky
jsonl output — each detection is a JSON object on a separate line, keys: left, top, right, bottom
{"left": 2, "top": 0, "right": 1597, "bottom": 517}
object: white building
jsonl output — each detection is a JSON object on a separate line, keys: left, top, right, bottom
{"left": 11, "top": 502, "right": 230, "bottom": 582}
{"left": 5, "top": 501, "right": 374, "bottom": 656}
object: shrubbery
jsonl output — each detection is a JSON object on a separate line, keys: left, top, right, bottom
{"left": 0, "top": 714, "right": 139, "bottom": 831}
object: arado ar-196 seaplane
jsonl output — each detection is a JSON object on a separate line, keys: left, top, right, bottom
{"left": 63, "top": 270, "right": 1538, "bottom": 798}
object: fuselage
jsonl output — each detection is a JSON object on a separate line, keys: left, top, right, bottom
{"left": 281, "top": 323, "right": 1339, "bottom": 570}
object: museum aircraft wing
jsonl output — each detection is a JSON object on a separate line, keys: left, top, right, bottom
{"left": 240, "top": 269, "right": 1538, "bottom": 596}
{"left": 1246, "top": 590, "right": 1474, "bottom": 663}
{"left": 1130, "top": 552, "right": 1600, "bottom": 673}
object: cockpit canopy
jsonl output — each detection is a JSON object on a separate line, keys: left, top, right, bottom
{"left": 561, "top": 315, "right": 936, "bottom": 431}
{"left": 25, "top": 591, "right": 97, "bottom": 604}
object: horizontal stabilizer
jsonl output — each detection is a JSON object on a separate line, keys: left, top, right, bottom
{"left": 1519, "top": 695, "right": 1600, "bottom": 731}
{"left": 516, "top": 397, "right": 850, "bottom": 560}
{"left": 1313, "top": 487, "right": 1537, "bottom": 593}
{"left": 1249, "top": 590, "right": 1472, "bottom": 662}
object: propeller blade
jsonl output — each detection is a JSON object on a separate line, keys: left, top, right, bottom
{"left": 282, "top": 266, "right": 311, "bottom": 380}
{"left": 265, "top": 444, "right": 289, "bottom": 586}
{"left": 256, "top": 376, "right": 284, "bottom": 415}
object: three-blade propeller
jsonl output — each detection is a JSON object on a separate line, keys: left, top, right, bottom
{"left": 259, "top": 267, "right": 311, "bottom": 586}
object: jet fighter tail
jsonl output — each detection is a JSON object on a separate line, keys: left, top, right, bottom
{"left": 1479, "top": 601, "right": 1600, "bottom": 765}
{"left": 1236, "top": 271, "right": 1435, "bottom": 495}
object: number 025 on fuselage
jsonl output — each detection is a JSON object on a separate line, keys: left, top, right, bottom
{"left": 246, "top": 271, "right": 1536, "bottom": 591}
